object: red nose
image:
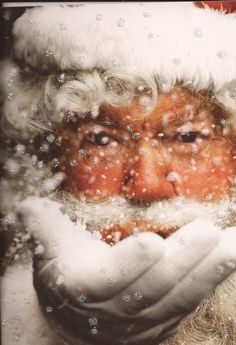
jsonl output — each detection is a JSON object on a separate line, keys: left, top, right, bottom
{"left": 124, "top": 140, "right": 175, "bottom": 202}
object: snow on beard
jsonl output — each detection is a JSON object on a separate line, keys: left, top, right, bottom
{"left": 54, "top": 191, "right": 236, "bottom": 245}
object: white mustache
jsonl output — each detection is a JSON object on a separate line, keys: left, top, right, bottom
{"left": 56, "top": 192, "right": 236, "bottom": 233}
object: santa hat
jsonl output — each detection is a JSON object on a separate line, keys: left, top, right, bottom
{"left": 3, "top": 2, "right": 236, "bottom": 136}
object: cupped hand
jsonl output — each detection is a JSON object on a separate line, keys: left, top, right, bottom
{"left": 17, "top": 197, "right": 236, "bottom": 345}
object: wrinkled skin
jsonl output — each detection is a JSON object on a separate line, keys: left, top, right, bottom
{"left": 58, "top": 87, "right": 235, "bottom": 202}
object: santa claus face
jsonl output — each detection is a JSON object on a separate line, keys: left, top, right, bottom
{"left": 54, "top": 86, "right": 236, "bottom": 242}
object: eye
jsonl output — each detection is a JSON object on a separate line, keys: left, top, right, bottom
{"left": 87, "top": 131, "right": 112, "bottom": 146}
{"left": 177, "top": 131, "right": 199, "bottom": 143}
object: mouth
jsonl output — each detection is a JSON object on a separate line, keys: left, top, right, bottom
{"left": 100, "top": 220, "right": 179, "bottom": 245}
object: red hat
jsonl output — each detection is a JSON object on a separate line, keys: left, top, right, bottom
{"left": 195, "top": 1, "right": 236, "bottom": 13}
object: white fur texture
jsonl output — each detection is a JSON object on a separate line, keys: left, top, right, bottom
{"left": 13, "top": 3, "right": 236, "bottom": 90}
{"left": 3, "top": 2, "right": 235, "bottom": 135}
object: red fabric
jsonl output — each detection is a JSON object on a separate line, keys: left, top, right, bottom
{"left": 194, "top": 1, "right": 236, "bottom": 13}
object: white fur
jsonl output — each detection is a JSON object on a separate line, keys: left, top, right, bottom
{"left": 13, "top": 2, "right": 236, "bottom": 92}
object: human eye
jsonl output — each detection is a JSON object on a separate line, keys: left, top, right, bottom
{"left": 84, "top": 131, "right": 118, "bottom": 147}
{"left": 176, "top": 131, "right": 200, "bottom": 143}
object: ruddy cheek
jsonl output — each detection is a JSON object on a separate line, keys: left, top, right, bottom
{"left": 65, "top": 159, "right": 125, "bottom": 200}
{"left": 175, "top": 169, "right": 232, "bottom": 200}
{"left": 170, "top": 155, "right": 235, "bottom": 201}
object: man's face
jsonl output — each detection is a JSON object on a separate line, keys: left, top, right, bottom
{"left": 54, "top": 86, "right": 235, "bottom": 242}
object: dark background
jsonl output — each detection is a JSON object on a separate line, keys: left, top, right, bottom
{"left": 0, "top": 4, "right": 34, "bottom": 265}
{"left": 0, "top": 5, "right": 35, "bottom": 60}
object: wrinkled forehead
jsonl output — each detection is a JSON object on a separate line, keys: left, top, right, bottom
{"left": 92, "top": 87, "right": 231, "bottom": 133}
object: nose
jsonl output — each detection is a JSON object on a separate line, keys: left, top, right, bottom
{"left": 124, "top": 140, "right": 175, "bottom": 202}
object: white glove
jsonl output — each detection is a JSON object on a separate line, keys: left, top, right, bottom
{"left": 17, "top": 197, "right": 236, "bottom": 345}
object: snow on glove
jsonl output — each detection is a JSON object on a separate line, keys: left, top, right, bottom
{"left": 17, "top": 197, "right": 236, "bottom": 345}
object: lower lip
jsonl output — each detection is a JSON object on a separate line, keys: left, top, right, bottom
{"left": 100, "top": 221, "right": 178, "bottom": 245}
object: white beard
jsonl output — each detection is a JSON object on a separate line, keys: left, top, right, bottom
{"left": 162, "top": 271, "right": 236, "bottom": 345}
{"left": 55, "top": 192, "right": 236, "bottom": 236}
{"left": 1, "top": 151, "right": 236, "bottom": 345}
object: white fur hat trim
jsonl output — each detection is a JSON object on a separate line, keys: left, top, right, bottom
{"left": 12, "top": 2, "right": 236, "bottom": 123}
